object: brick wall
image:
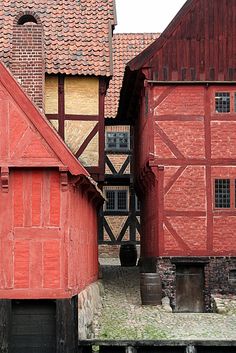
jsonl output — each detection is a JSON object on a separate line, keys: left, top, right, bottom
{"left": 141, "top": 85, "right": 236, "bottom": 257}
{"left": 11, "top": 22, "right": 44, "bottom": 109}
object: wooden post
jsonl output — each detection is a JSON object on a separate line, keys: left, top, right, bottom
{"left": 56, "top": 296, "right": 78, "bottom": 353}
{"left": 0, "top": 300, "right": 11, "bottom": 353}
{"left": 129, "top": 185, "right": 136, "bottom": 242}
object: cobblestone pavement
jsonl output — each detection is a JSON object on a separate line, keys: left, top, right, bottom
{"left": 93, "top": 259, "right": 236, "bottom": 340}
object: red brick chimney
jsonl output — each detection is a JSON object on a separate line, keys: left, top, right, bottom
{"left": 10, "top": 12, "right": 45, "bottom": 110}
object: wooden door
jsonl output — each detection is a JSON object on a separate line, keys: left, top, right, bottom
{"left": 175, "top": 265, "right": 204, "bottom": 313}
{"left": 10, "top": 300, "right": 56, "bottom": 353}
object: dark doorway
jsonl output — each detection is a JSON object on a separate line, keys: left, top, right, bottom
{"left": 175, "top": 264, "right": 205, "bottom": 313}
{"left": 10, "top": 300, "right": 56, "bottom": 353}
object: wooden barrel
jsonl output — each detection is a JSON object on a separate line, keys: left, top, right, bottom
{"left": 140, "top": 272, "right": 162, "bottom": 305}
{"left": 119, "top": 243, "right": 137, "bottom": 267}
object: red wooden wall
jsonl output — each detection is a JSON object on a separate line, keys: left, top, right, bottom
{"left": 0, "top": 169, "right": 98, "bottom": 299}
{"left": 130, "top": 0, "right": 236, "bottom": 82}
{"left": 137, "top": 84, "right": 236, "bottom": 258}
{"left": 68, "top": 182, "right": 98, "bottom": 294}
{"left": 0, "top": 62, "right": 100, "bottom": 299}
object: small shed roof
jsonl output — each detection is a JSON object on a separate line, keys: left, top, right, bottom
{"left": 0, "top": 0, "right": 117, "bottom": 77}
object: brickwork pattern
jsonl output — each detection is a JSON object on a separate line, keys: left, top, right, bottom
{"left": 11, "top": 24, "right": 44, "bottom": 109}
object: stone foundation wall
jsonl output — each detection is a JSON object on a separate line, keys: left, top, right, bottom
{"left": 78, "top": 281, "right": 104, "bottom": 339}
{"left": 205, "top": 257, "right": 236, "bottom": 295}
{"left": 153, "top": 257, "right": 236, "bottom": 312}
{"left": 156, "top": 259, "right": 176, "bottom": 308}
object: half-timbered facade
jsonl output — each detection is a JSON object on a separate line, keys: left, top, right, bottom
{"left": 0, "top": 61, "right": 103, "bottom": 351}
{"left": 118, "top": 0, "right": 236, "bottom": 312}
{"left": 0, "top": 0, "right": 116, "bottom": 181}
{"left": 0, "top": 0, "right": 115, "bottom": 350}
{"left": 100, "top": 34, "right": 158, "bottom": 255}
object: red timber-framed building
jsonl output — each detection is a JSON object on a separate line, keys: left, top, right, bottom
{"left": 118, "top": 0, "right": 236, "bottom": 312}
{"left": 0, "top": 0, "right": 116, "bottom": 351}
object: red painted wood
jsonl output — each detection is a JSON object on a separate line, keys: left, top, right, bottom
{"left": 0, "top": 62, "right": 88, "bottom": 176}
{"left": 129, "top": 0, "right": 236, "bottom": 81}
{"left": 0, "top": 62, "right": 101, "bottom": 299}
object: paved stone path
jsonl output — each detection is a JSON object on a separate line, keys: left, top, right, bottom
{"left": 93, "top": 259, "right": 236, "bottom": 340}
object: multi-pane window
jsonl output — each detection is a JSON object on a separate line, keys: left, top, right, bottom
{"left": 215, "top": 179, "right": 230, "bottom": 208}
{"left": 215, "top": 92, "right": 230, "bottom": 113}
{"left": 106, "top": 132, "right": 129, "bottom": 151}
{"left": 105, "top": 190, "right": 128, "bottom": 211}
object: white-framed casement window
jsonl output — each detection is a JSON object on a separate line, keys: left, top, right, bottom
{"left": 105, "top": 189, "right": 128, "bottom": 211}
{"left": 106, "top": 132, "right": 129, "bottom": 151}
{"left": 215, "top": 92, "right": 236, "bottom": 113}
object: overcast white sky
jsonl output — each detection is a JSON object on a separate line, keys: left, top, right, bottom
{"left": 114, "top": 0, "right": 187, "bottom": 33}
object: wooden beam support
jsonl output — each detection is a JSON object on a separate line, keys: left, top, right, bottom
{"left": 1, "top": 167, "right": 9, "bottom": 192}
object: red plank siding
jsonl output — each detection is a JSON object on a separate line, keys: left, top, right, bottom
{"left": 14, "top": 241, "right": 30, "bottom": 288}
{"left": 43, "top": 241, "right": 61, "bottom": 289}
{"left": 49, "top": 171, "right": 61, "bottom": 226}
{"left": 32, "top": 171, "right": 42, "bottom": 226}
{"left": 13, "top": 172, "right": 24, "bottom": 227}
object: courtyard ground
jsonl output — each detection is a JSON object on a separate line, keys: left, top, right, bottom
{"left": 93, "top": 259, "right": 236, "bottom": 340}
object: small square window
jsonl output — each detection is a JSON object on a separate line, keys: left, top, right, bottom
{"left": 215, "top": 179, "right": 230, "bottom": 208}
{"left": 106, "top": 132, "right": 129, "bottom": 151}
{"left": 105, "top": 190, "right": 128, "bottom": 211}
{"left": 215, "top": 92, "right": 230, "bottom": 113}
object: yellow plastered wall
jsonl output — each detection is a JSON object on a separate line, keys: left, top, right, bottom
{"left": 79, "top": 132, "right": 99, "bottom": 167}
{"left": 65, "top": 77, "right": 99, "bottom": 115}
{"left": 49, "top": 120, "right": 59, "bottom": 132}
{"left": 45, "top": 76, "right": 58, "bottom": 114}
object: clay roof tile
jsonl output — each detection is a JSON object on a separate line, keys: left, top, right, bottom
{"left": 105, "top": 33, "right": 160, "bottom": 118}
{"left": 0, "top": 0, "right": 116, "bottom": 76}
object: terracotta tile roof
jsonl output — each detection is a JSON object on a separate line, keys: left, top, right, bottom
{"left": 0, "top": 0, "right": 116, "bottom": 76}
{"left": 105, "top": 33, "right": 160, "bottom": 118}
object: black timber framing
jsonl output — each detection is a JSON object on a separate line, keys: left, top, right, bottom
{"left": 100, "top": 124, "right": 140, "bottom": 245}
